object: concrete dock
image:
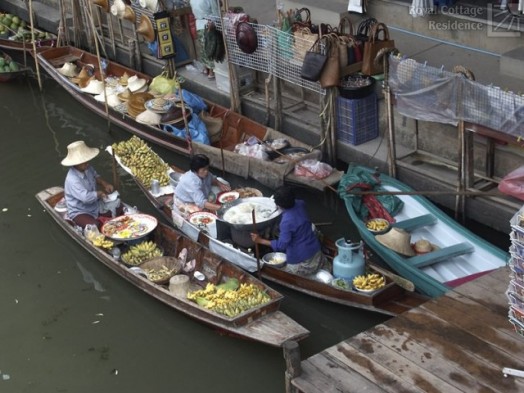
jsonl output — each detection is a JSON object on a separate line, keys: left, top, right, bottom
{"left": 287, "top": 266, "right": 524, "bottom": 392}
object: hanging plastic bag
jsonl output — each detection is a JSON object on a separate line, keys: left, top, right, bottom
{"left": 498, "top": 166, "right": 524, "bottom": 201}
{"left": 151, "top": 71, "right": 178, "bottom": 95}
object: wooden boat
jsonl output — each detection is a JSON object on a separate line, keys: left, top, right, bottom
{"left": 0, "top": 50, "right": 28, "bottom": 81}
{"left": 36, "top": 186, "right": 309, "bottom": 347}
{"left": 0, "top": 15, "right": 56, "bottom": 53}
{"left": 106, "top": 143, "right": 428, "bottom": 317}
{"left": 36, "top": 45, "right": 342, "bottom": 191}
{"left": 339, "top": 164, "right": 509, "bottom": 298}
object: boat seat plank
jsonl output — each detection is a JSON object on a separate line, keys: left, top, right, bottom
{"left": 409, "top": 242, "right": 474, "bottom": 268}
{"left": 48, "top": 54, "right": 82, "bottom": 68}
{"left": 392, "top": 214, "right": 437, "bottom": 232}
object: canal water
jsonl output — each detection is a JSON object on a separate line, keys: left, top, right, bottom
{"left": 0, "top": 71, "right": 511, "bottom": 392}
{"left": 0, "top": 73, "right": 389, "bottom": 393}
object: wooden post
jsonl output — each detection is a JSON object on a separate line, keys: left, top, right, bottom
{"left": 220, "top": 0, "right": 241, "bottom": 113}
{"left": 283, "top": 341, "right": 302, "bottom": 393}
{"left": 273, "top": 76, "right": 282, "bottom": 130}
{"left": 28, "top": 0, "right": 42, "bottom": 91}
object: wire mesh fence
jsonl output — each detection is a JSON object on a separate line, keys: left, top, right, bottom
{"left": 209, "top": 15, "right": 326, "bottom": 95}
{"left": 389, "top": 55, "right": 524, "bottom": 138}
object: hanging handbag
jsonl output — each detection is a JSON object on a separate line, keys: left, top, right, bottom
{"left": 293, "top": 27, "right": 319, "bottom": 62}
{"left": 300, "top": 38, "right": 328, "bottom": 82}
{"left": 292, "top": 7, "right": 312, "bottom": 31}
{"left": 319, "top": 34, "right": 340, "bottom": 88}
{"left": 355, "top": 17, "right": 377, "bottom": 42}
{"left": 361, "top": 22, "right": 395, "bottom": 75}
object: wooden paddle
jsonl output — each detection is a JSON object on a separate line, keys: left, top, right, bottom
{"left": 251, "top": 209, "right": 262, "bottom": 280}
{"left": 367, "top": 262, "right": 415, "bottom": 292}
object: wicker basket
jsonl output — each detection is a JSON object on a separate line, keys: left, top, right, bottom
{"left": 139, "top": 256, "right": 183, "bottom": 284}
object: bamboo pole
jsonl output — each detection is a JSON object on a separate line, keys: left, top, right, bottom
{"left": 28, "top": 0, "right": 42, "bottom": 91}
{"left": 107, "top": 12, "right": 117, "bottom": 59}
{"left": 219, "top": 0, "right": 241, "bottom": 113}
{"left": 86, "top": 1, "right": 111, "bottom": 133}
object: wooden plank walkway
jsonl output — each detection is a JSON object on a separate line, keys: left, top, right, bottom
{"left": 289, "top": 266, "right": 524, "bottom": 392}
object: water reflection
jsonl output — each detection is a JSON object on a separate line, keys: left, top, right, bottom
{"left": 0, "top": 74, "right": 389, "bottom": 392}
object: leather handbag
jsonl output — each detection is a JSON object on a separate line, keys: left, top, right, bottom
{"left": 300, "top": 38, "right": 328, "bottom": 82}
{"left": 362, "top": 22, "right": 395, "bottom": 75}
{"left": 320, "top": 34, "right": 340, "bottom": 88}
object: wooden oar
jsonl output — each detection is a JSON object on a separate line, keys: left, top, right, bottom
{"left": 367, "top": 262, "right": 415, "bottom": 292}
{"left": 251, "top": 209, "right": 262, "bottom": 280}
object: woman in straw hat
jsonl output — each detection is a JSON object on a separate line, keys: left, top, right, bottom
{"left": 250, "top": 186, "right": 325, "bottom": 276}
{"left": 61, "top": 141, "right": 120, "bottom": 229}
{"left": 189, "top": 0, "right": 220, "bottom": 79}
{"left": 173, "top": 154, "right": 230, "bottom": 216}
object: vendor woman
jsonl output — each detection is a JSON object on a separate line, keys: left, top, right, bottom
{"left": 250, "top": 186, "right": 324, "bottom": 276}
{"left": 174, "top": 154, "right": 230, "bottom": 214}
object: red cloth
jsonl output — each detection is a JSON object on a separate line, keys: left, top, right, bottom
{"left": 346, "top": 182, "right": 395, "bottom": 223}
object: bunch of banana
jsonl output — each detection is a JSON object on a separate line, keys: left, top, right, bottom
{"left": 144, "top": 265, "right": 176, "bottom": 282}
{"left": 121, "top": 241, "right": 162, "bottom": 266}
{"left": 91, "top": 234, "right": 114, "bottom": 249}
{"left": 353, "top": 273, "right": 385, "bottom": 291}
{"left": 112, "top": 137, "right": 170, "bottom": 187}
{"left": 187, "top": 282, "right": 271, "bottom": 317}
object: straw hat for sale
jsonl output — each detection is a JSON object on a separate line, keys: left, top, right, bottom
{"left": 70, "top": 66, "right": 91, "bottom": 85}
{"left": 413, "top": 239, "right": 439, "bottom": 255}
{"left": 139, "top": 0, "right": 158, "bottom": 12}
{"left": 127, "top": 92, "right": 154, "bottom": 118}
{"left": 136, "top": 15, "right": 155, "bottom": 43}
{"left": 110, "top": 0, "right": 126, "bottom": 17}
{"left": 61, "top": 140, "right": 100, "bottom": 166}
{"left": 91, "top": 0, "right": 109, "bottom": 12}
{"left": 119, "top": 71, "right": 130, "bottom": 87}
{"left": 117, "top": 88, "right": 132, "bottom": 102}
{"left": 161, "top": 106, "right": 191, "bottom": 128}
{"left": 122, "top": 5, "right": 136, "bottom": 23}
{"left": 58, "top": 62, "right": 78, "bottom": 78}
{"left": 136, "top": 109, "right": 161, "bottom": 126}
{"left": 80, "top": 78, "right": 104, "bottom": 95}
{"left": 127, "top": 75, "right": 148, "bottom": 93}
{"left": 94, "top": 91, "right": 122, "bottom": 108}
{"left": 375, "top": 227, "right": 415, "bottom": 257}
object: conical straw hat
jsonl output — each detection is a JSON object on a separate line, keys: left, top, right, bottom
{"left": 136, "top": 15, "right": 155, "bottom": 43}
{"left": 80, "top": 78, "right": 104, "bottom": 95}
{"left": 61, "top": 140, "right": 100, "bottom": 166}
{"left": 136, "top": 109, "right": 161, "bottom": 125}
{"left": 375, "top": 227, "right": 415, "bottom": 257}
{"left": 70, "top": 66, "right": 91, "bottom": 85}
{"left": 122, "top": 5, "right": 136, "bottom": 23}
{"left": 117, "top": 88, "right": 132, "bottom": 102}
{"left": 128, "top": 75, "right": 148, "bottom": 92}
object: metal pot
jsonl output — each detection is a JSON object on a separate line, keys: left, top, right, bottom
{"left": 217, "top": 197, "right": 282, "bottom": 247}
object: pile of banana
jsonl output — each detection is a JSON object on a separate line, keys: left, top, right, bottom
{"left": 112, "top": 136, "right": 170, "bottom": 187}
{"left": 187, "top": 282, "right": 271, "bottom": 317}
{"left": 91, "top": 234, "right": 114, "bottom": 249}
{"left": 353, "top": 273, "right": 386, "bottom": 291}
{"left": 121, "top": 241, "right": 163, "bottom": 266}
{"left": 144, "top": 265, "right": 176, "bottom": 283}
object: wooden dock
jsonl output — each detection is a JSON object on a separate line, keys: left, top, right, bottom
{"left": 286, "top": 266, "right": 524, "bottom": 392}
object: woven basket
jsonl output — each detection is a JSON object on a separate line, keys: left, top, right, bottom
{"left": 139, "top": 256, "right": 183, "bottom": 284}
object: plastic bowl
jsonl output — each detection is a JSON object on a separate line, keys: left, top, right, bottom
{"left": 169, "top": 171, "right": 182, "bottom": 189}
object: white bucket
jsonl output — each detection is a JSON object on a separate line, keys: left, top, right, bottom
{"left": 169, "top": 274, "right": 190, "bottom": 298}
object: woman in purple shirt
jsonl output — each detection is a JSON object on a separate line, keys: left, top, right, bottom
{"left": 251, "top": 186, "right": 324, "bottom": 276}
{"left": 62, "top": 141, "right": 116, "bottom": 229}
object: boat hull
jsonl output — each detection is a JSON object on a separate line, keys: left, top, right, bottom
{"left": 339, "top": 164, "right": 509, "bottom": 297}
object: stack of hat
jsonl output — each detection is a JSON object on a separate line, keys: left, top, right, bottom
{"left": 58, "top": 62, "right": 78, "bottom": 78}
{"left": 127, "top": 92, "right": 154, "bottom": 118}
{"left": 117, "top": 88, "right": 132, "bottom": 102}
{"left": 119, "top": 72, "right": 130, "bottom": 87}
{"left": 136, "top": 109, "right": 161, "bottom": 126}
{"left": 128, "top": 75, "right": 148, "bottom": 93}
{"left": 161, "top": 105, "right": 192, "bottom": 128}
{"left": 145, "top": 98, "right": 174, "bottom": 114}
{"left": 70, "top": 66, "right": 92, "bottom": 86}
{"left": 80, "top": 78, "right": 105, "bottom": 95}
{"left": 94, "top": 90, "right": 122, "bottom": 108}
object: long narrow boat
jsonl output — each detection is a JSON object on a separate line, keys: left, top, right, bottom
{"left": 106, "top": 141, "right": 428, "bottom": 316}
{"left": 0, "top": 51, "right": 29, "bottom": 82}
{"left": 338, "top": 164, "right": 509, "bottom": 298}
{"left": 0, "top": 12, "right": 56, "bottom": 53}
{"left": 36, "top": 186, "right": 309, "bottom": 347}
{"left": 36, "top": 45, "right": 342, "bottom": 191}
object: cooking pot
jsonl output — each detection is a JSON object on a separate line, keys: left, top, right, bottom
{"left": 217, "top": 197, "right": 282, "bottom": 248}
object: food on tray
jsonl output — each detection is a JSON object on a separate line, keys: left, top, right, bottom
{"left": 189, "top": 212, "right": 217, "bottom": 225}
{"left": 101, "top": 214, "right": 157, "bottom": 240}
{"left": 235, "top": 187, "right": 262, "bottom": 198}
{"left": 121, "top": 241, "right": 163, "bottom": 265}
{"left": 217, "top": 191, "right": 240, "bottom": 204}
{"left": 353, "top": 273, "right": 385, "bottom": 291}
{"left": 366, "top": 218, "right": 390, "bottom": 232}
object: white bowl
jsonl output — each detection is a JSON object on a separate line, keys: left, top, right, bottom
{"left": 262, "top": 252, "right": 287, "bottom": 268}
{"left": 314, "top": 269, "right": 334, "bottom": 284}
